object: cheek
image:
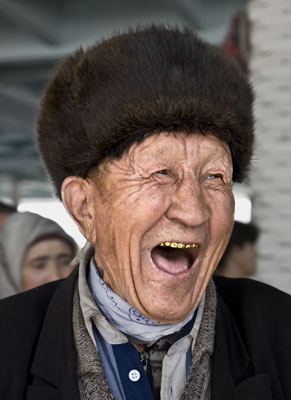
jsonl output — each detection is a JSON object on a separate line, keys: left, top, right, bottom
{"left": 21, "top": 267, "right": 42, "bottom": 290}
{"left": 208, "top": 190, "right": 235, "bottom": 241}
{"left": 59, "top": 265, "right": 75, "bottom": 278}
{"left": 105, "top": 185, "right": 172, "bottom": 235}
{"left": 93, "top": 186, "right": 172, "bottom": 293}
{"left": 131, "top": 184, "right": 173, "bottom": 226}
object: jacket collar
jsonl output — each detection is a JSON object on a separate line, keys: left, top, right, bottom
{"left": 212, "top": 292, "right": 272, "bottom": 400}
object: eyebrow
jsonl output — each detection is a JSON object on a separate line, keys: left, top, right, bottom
{"left": 29, "top": 253, "right": 72, "bottom": 263}
{"left": 30, "top": 256, "right": 49, "bottom": 263}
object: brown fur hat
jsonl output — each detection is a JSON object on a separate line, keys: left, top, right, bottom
{"left": 37, "top": 24, "right": 254, "bottom": 199}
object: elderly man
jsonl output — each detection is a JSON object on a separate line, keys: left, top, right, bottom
{"left": 0, "top": 25, "right": 291, "bottom": 400}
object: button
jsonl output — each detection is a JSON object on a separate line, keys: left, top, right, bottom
{"left": 128, "top": 369, "right": 140, "bottom": 382}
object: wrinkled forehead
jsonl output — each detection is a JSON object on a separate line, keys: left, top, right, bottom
{"left": 133, "top": 131, "right": 231, "bottom": 155}
{"left": 96, "top": 131, "right": 233, "bottom": 174}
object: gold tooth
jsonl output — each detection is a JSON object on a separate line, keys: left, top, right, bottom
{"left": 159, "top": 242, "right": 199, "bottom": 248}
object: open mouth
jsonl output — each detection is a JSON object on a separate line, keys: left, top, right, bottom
{"left": 151, "top": 241, "right": 200, "bottom": 275}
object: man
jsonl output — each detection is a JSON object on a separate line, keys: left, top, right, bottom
{"left": 0, "top": 25, "right": 290, "bottom": 400}
{"left": 216, "top": 221, "right": 259, "bottom": 278}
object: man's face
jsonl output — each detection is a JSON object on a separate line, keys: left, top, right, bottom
{"left": 85, "top": 132, "right": 234, "bottom": 323}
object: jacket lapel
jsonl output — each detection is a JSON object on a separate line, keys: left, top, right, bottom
{"left": 26, "top": 353, "right": 79, "bottom": 400}
{"left": 212, "top": 293, "right": 272, "bottom": 400}
{"left": 26, "top": 268, "right": 80, "bottom": 400}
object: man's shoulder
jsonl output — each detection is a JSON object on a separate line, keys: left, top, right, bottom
{"left": 214, "top": 275, "right": 291, "bottom": 331}
{"left": 213, "top": 277, "right": 291, "bottom": 399}
{"left": 214, "top": 275, "right": 291, "bottom": 308}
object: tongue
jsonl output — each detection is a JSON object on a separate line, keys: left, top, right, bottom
{"left": 151, "top": 247, "right": 190, "bottom": 275}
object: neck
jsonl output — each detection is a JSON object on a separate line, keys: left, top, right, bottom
{"left": 89, "top": 257, "right": 195, "bottom": 344}
{"left": 132, "top": 342, "right": 147, "bottom": 352}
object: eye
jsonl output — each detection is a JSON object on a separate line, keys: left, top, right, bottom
{"left": 207, "top": 173, "right": 223, "bottom": 180}
{"left": 153, "top": 169, "right": 176, "bottom": 184}
{"left": 32, "top": 262, "right": 47, "bottom": 270}
{"left": 156, "top": 169, "right": 168, "bottom": 175}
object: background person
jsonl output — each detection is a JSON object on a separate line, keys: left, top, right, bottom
{"left": 216, "top": 221, "right": 259, "bottom": 278}
{"left": 0, "top": 211, "right": 77, "bottom": 299}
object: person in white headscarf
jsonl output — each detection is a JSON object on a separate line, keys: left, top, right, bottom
{"left": 0, "top": 211, "right": 77, "bottom": 299}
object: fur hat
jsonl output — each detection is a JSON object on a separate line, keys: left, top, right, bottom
{"left": 37, "top": 24, "right": 254, "bottom": 199}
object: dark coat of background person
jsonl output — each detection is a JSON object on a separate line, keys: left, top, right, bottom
{"left": 0, "top": 268, "right": 290, "bottom": 400}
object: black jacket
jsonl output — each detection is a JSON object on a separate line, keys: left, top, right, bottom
{"left": 0, "top": 268, "right": 291, "bottom": 400}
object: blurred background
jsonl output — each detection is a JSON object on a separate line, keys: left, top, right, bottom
{"left": 0, "top": 0, "right": 290, "bottom": 291}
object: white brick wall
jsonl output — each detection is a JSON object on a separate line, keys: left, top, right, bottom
{"left": 248, "top": 0, "right": 291, "bottom": 293}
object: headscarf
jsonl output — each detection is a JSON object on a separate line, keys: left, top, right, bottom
{"left": 0, "top": 211, "right": 77, "bottom": 299}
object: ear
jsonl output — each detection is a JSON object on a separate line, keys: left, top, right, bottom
{"left": 61, "top": 176, "right": 97, "bottom": 243}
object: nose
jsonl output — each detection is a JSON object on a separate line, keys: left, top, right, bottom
{"left": 48, "top": 263, "right": 63, "bottom": 282}
{"left": 166, "top": 177, "right": 210, "bottom": 228}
